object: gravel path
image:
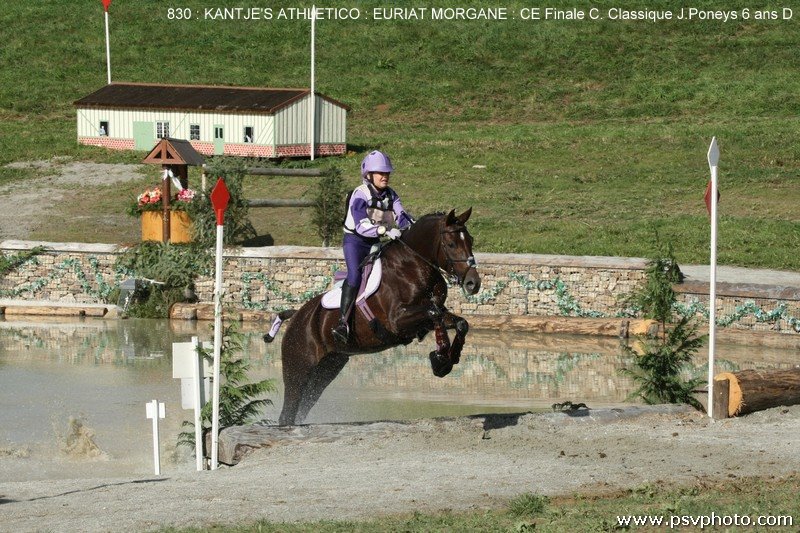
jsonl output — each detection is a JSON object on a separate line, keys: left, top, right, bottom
{"left": 1, "top": 405, "right": 799, "bottom": 532}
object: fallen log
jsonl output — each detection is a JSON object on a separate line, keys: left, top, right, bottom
{"left": 713, "top": 368, "right": 800, "bottom": 418}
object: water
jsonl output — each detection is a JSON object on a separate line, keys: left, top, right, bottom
{"left": 0, "top": 317, "right": 796, "bottom": 481}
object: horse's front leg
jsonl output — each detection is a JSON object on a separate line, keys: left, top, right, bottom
{"left": 429, "top": 315, "right": 453, "bottom": 378}
{"left": 428, "top": 311, "right": 471, "bottom": 377}
{"left": 440, "top": 312, "right": 469, "bottom": 365}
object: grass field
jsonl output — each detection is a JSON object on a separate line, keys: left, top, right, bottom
{"left": 2, "top": 0, "right": 799, "bottom": 268}
{"left": 163, "top": 475, "right": 799, "bottom": 532}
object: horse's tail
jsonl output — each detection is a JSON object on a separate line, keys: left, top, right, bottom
{"left": 263, "top": 309, "right": 297, "bottom": 343}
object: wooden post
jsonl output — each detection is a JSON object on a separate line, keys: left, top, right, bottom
{"left": 162, "top": 166, "right": 171, "bottom": 242}
{"left": 712, "top": 376, "right": 730, "bottom": 419}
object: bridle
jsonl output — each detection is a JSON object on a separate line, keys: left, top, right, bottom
{"left": 397, "top": 226, "right": 477, "bottom": 286}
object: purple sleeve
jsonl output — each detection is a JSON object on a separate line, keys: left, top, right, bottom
{"left": 393, "top": 195, "right": 413, "bottom": 229}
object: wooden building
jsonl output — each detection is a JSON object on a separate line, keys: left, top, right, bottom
{"left": 74, "top": 82, "right": 349, "bottom": 158}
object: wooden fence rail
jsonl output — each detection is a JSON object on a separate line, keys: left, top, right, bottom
{"left": 247, "top": 198, "right": 314, "bottom": 208}
{"left": 242, "top": 167, "right": 325, "bottom": 208}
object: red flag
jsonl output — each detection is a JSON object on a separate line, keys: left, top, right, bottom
{"left": 704, "top": 180, "right": 719, "bottom": 215}
{"left": 101, "top": 0, "right": 112, "bottom": 12}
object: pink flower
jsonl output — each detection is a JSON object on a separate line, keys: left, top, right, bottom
{"left": 176, "top": 188, "right": 196, "bottom": 203}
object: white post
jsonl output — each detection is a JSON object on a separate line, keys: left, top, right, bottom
{"left": 104, "top": 10, "right": 112, "bottom": 84}
{"left": 145, "top": 399, "right": 166, "bottom": 475}
{"left": 309, "top": 5, "right": 316, "bottom": 161}
{"left": 191, "top": 336, "right": 204, "bottom": 471}
{"left": 707, "top": 137, "right": 720, "bottom": 418}
{"left": 210, "top": 223, "right": 224, "bottom": 469}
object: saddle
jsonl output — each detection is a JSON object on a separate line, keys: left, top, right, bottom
{"left": 320, "top": 258, "right": 382, "bottom": 322}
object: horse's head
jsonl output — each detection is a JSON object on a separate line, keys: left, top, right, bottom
{"left": 436, "top": 208, "right": 481, "bottom": 295}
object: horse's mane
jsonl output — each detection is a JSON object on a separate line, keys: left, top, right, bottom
{"left": 413, "top": 212, "right": 448, "bottom": 226}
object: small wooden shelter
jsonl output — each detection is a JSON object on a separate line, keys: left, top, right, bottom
{"left": 142, "top": 138, "right": 205, "bottom": 242}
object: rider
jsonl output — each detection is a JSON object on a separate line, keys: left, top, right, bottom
{"left": 331, "top": 150, "right": 414, "bottom": 344}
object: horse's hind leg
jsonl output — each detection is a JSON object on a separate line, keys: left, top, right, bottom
{"left": 294, "top": 353, "right": 349, "bottom": 424}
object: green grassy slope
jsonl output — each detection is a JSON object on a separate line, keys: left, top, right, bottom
{"left": 1, "top": 0, "right": 798, "bottom": 268}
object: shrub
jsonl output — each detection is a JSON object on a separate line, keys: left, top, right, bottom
{"left": 186, "top": 157, "right": 257, "bottom": 246}
{"left": 621, "top": 231, "right": 706, "bottom": 409}
{"left": 310, "top": 167, "right": 347, "bottom": 247}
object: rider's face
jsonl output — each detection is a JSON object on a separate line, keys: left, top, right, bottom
{"left": 371, "top": 172, "right": 391, "bottom": 190}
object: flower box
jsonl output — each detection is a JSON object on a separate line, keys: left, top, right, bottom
{"left": 141, "top": 211, "right": 192, "bottom": 243}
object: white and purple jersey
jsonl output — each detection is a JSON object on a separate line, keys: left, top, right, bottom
{"left": 343, "top": 180, "right": 413, "bottom": 240}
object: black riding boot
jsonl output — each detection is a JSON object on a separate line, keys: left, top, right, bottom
{"left": 331, "top": 282, "right": 358, "bottom": 344}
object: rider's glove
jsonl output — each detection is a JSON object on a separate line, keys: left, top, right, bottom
{"left": 387, "top": 228, "right": 402, "bottom": 240}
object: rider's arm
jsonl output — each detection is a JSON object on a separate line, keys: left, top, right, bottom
{"left": 392, "top": 194, "right": 414, "bottom": 229}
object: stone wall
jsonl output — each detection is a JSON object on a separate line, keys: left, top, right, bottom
{"left": 2, "top": 240, "right": 799, "bottom": 333}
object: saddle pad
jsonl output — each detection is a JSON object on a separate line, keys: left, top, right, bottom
{"left": 321, "top": 258, "right": 382, "bottom": 309}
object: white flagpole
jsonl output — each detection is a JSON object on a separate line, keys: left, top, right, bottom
{"left": 210, "top": 222, "right": 224, "bottom": 469}
{"left": 707, "top": 137, "right": 720, "bottom": 418}
{"left": 309, "top": 5, "right": 316, "bottom": 161}
{"left": 104, "top": 10, "right": 112, "bottom": 84}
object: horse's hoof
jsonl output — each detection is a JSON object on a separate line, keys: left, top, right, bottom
{"left": 263, "top": 333, "right": 275, "bottom": 343}
{"left": 429, "top": 351, "right": 452, "bottom": 378}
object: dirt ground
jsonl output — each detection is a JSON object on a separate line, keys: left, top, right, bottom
{"left": 0, "top": 158, "right": 146, "bottom": 240}
{"left": 1, "top": 404, "right": 799, "bottom": 532}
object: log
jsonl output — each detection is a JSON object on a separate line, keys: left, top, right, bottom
{"left": 469, "top": 315, "right": 657, "bottom": 338}
{"left": 714, "top": 368, "right": 800, "bottom": 417}
{"left": 3, "top": 306, "right": 105, "bottom": 317}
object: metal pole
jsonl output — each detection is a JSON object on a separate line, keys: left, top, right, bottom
{"left": 104, "top": 11, "right": 111, "bottom": 84}
{"left": 707, "top": 137, "right": 719, "bottom": 418}
{"left": 309, "top": 5, "right": 316, "bottom": 161}
{"left": 210, "top": 223, "right": 224, "bottom": 469}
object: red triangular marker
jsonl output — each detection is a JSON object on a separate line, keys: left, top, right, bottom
{"left": 101, "top": 0, "right": 112, "bottom": 12}
{"left": 210, "top": 178, "right": 230, "bottom": 226}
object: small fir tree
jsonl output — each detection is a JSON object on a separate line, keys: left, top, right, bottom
{"left": 178, "top": 322, "right": 277, "bottom": 450}
{"left": 622, "top": 231, "right": 706, "bottom": 409}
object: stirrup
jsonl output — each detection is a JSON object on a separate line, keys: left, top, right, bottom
{"left": 331, "top": 322, "right": 349, "bottom": 344}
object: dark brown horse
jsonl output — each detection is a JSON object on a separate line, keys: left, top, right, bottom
{"left": 266, "top": 209, "right": 481, "bottom": 425}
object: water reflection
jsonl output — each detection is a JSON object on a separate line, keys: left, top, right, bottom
{"left": 0, "top": 317, "right": 796, "bottom": 480}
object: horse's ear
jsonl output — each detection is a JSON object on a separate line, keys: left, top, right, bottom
{"left": 457, "top": 207, "right": 472, "bottom": 225}
{"left": 445, "top": 209, "right": 457, "bottom": 225}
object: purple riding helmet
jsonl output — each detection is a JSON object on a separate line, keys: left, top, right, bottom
{"left": 360, "top": 150, "right": 394, "bottom": 178}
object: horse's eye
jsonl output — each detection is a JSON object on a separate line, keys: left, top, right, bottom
{"left": 448, "top": 242, "right": 456, "bottom": 248}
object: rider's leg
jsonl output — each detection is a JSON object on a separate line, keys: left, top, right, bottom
{"left": 331, "top": 281, "right": 358, "bottom": 343}
{"left": 332, "top": 235, "right": 369, "bottom": 343}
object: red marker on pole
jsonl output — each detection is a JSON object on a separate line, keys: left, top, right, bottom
{"left": 210, "top": 177, "right": 230, "bottom": 225}
{"left": 209, "top": 177, "right": 230, "bottom": 470}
